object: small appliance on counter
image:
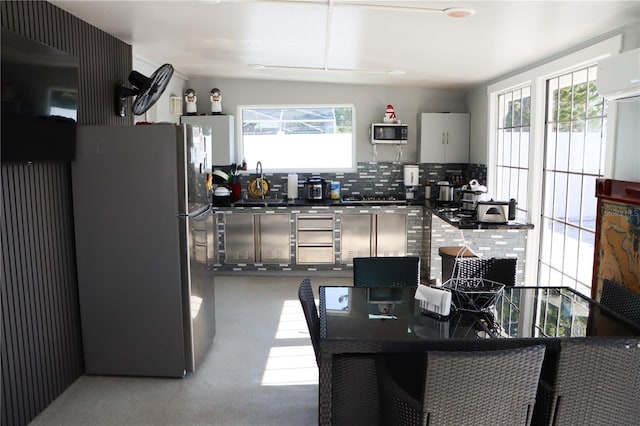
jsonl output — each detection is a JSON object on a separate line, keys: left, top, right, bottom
{"left": 303, "top": 176, "right": 327, "bottom": 201}
{"left": 477, "top": 199, "right": 517, "bottom": 223}
{"left": 403, "top": 164, "right": 419, "bottom": 200}
{"left": 459, "top": 190, "right": 484, "bottom": 212}
{"left": 213, "top": 186, "right": 231, "bottom": 206}
{"left": 436, "top": 181, "right": 455, "bottom": 204}
{"left": 459, "top": 179, "right": 488, "bottom": 213}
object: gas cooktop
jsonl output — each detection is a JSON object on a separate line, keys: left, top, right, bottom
{"left": 341, "top": 194, "right": 406, "bottom": 204}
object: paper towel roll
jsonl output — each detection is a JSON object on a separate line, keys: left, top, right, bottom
{"left": 287, "top": 174, "right": 298, "bottom": 200}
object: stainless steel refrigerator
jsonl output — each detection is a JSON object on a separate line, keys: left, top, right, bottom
{"left": 72, "top": 123, "right": 215, "bottom": 377}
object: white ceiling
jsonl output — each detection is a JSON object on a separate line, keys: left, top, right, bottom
{"left": 50, "top": 0, "right": 640, "bottom": 90}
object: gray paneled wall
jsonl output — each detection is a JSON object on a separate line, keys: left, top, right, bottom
{"left": 1, "top": 2, "right": 133, "bottom": 425}
{"left": 1, "top": 1, "right": 132, "bottom": 127}
{"left": 1, "top": 164, "right": 81, "bottom": 426}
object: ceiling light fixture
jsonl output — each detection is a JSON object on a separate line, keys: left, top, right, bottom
{"left": 338, "top": 2, "right": 475, "bottom": 17}
{"left": 248, "top": 64, "right": 406, "bottom": 75}
{"left": 215, "top": 1, "right": 476, "bottom": 18}
{"left": 443, "top": 7, "right": 476, "bottom": 18}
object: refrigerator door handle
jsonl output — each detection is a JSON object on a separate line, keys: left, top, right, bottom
{"left": 179, "top": 204, "right": 211, "bottom": 219}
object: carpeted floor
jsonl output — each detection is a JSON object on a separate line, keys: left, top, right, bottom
{"left": 30, "top": 274, "right": 350, "bottom": 426}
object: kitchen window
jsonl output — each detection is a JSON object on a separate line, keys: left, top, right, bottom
{"left": 239, "top": 104, "right": 355, "bottom": 172}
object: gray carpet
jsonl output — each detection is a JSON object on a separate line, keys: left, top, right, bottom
{"left": 30, "top": 275, "right": 351, "bottom": 426}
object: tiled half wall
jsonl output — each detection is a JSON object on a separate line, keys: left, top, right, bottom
{"left": 429, "top": 215, "right": 528, "bottom": 285}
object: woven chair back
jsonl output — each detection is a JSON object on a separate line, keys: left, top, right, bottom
{"left": 353, "top": 256, "right": 420, "bottom": 287}
{"left": 297, "top": 277, "right": 320, "bottom": 364}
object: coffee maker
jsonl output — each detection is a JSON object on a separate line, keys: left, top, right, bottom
{"left": 403, "top": 165, "right": 419, "bottom": 200}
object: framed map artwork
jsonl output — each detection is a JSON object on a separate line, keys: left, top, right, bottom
{"left": 592, "top": 179, "right": 640, "bottom": 299}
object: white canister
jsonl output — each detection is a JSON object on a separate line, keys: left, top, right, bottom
{"left": 287, "top": 174, "right": 298, "bottom": 200}
{"left": 403, "top": 165, "right": 419, "bottom": 186}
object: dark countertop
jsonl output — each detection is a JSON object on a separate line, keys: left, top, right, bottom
{"left": 426, "top": 201, "right": 534, "bottom": 230}
{"left": 227, "top": 198, "right": 426, "bottom": 208}
{"left": 215, "top": 198, "right": 533, "bottom": 230}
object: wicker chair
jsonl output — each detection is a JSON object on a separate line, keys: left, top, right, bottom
{"left": 331, "top": 355, "right": 381, "bottom": 426}
{"left": 599, "top": 279, "right": 640, "bottom": 325}
{"left": 376, "top": 345, "right": 546, "bottom": 426}
{"left": 298, "top": 277, "right": 320, "bottom": 365}
{"left": 353, "top": 256, "right": 420, "bottom": 287}
{"left": 533, "top": 338, "right": 640, "bottom": 426}
{"left": 451, "top": 257, "right": 517, "bottom": 287}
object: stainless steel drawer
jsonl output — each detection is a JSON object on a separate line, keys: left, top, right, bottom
{"left": 297, "top": 246, "right": 334, "bottom": 264}
{"left": 297, "top": 230, "right": 333, "bottom": 245}
{"left": 297, "top": 215, "right": 334, "bottom": 230}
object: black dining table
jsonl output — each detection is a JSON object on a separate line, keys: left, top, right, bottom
{"left": 317, "top": 285, "right": 640, "bottom": 425}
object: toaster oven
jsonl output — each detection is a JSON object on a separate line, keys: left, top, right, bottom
{"left": 477, "top": 201, "right": 509, "bottom": 223}
{"left": 477, "top": 199, "right": 517, "bottom": 223}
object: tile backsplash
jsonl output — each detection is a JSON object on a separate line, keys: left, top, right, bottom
{"left": 230, "top": 162, "right": 487, "bottom": 200}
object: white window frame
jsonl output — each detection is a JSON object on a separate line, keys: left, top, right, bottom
{"left": 487, "top": 35, "right": 621, "bottom": 287}
{"left": 495, "top": 86, "right": 532, "bottom": 224}
{"left": 236, "top": 104, "right": 357, "bottom": 173}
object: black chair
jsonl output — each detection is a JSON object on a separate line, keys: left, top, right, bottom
{"left": 331, "top": 355, "right": 381, "bottom": 425}
{"left": 451, "top": 256, "right": 517, "bottom": 287}
{"left": 297, "top": 277, "right": 320, "bottom": 365}
{"left": 599, "top": 279, "right": 640, "bottom": 325}
{"left": 533, "top": 338, "right": 640, "bottom": 425}
{"left": 376, "top": 345, "right": 546, "bottom": 425}
{"left": 353, "top": 256, "right": 420, "bottom": 287}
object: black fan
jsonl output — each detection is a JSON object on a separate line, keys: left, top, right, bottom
{"left": 115, "top": 63, "right": 174, "bottom": 117}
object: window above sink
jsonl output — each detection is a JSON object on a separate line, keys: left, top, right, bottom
{"left": 238, "top": 104, "right": 355, "bottom": 173}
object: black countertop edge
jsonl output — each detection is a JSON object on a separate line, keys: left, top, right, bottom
{"left": 427, "top": 204, "right": 534, "bottom": 230}
{"left": 210, "top": 201, "right": 533, "bottom": 229}
{"left": 222, "top": 199, "right": 428, "bottom": 208}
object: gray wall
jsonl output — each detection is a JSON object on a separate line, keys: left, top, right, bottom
{"left": 465, "top": 25, "right": 640, "bottom": 181}
{"left": 612, "top": 25, "right": 640, "bottom": 181}
{"left": 611, "top": 97, "right": 640, "bottom": 181}
{"left": 184, "top": 77, "right": 467, "bottom": 164}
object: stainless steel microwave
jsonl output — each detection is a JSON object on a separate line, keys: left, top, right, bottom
{"left": 370, "top": 123, "right": 408, "bottom": 144}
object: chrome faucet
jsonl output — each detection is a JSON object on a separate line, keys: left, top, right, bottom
{"left": 256, "top": 161, "right": 264, "bottom": 199}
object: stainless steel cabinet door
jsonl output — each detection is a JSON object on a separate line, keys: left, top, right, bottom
{"left": 376, "top": 213, "right": 407, "bottom": 257}
{"left": 224, "top": 214, "right": 255, "bottom": 263}
{"left": 340, "top": 214, "right": 373, "bottom": 263}
{"left": 257, "top": 214, "right": 290, "bottom": 263}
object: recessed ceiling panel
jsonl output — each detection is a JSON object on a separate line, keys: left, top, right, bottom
{"left": 50, "top": 0, "right": 640, "bottom": 88}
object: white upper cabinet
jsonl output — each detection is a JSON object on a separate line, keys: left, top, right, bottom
{"left": 418, "top": 113, "right": 470, "bottom": 163}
